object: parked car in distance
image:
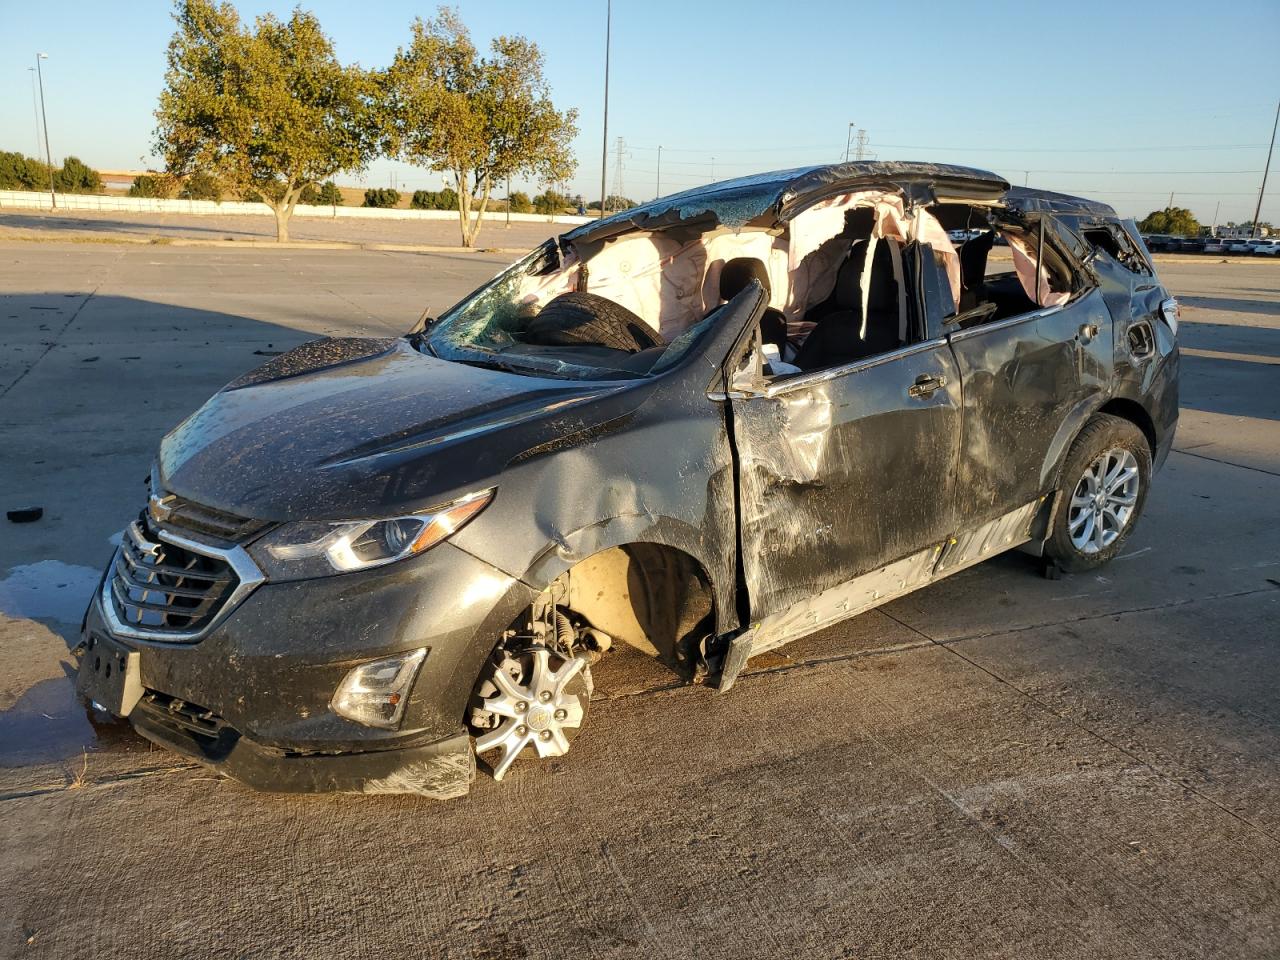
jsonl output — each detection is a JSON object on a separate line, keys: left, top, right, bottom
{"left": 1176, "top": 236, "right": 1208, "bottom": 253}
{"left": 1247, "top": 238, "right": 1280, "bottom": 255}
{"left": 1141, "top": 233, "right": 1177, "bottom": 252}
{"left": 1223, "top": 238, "right": 1254, "bottom": 254}
{"left": 76, "top": 162, "right": 1181, "bottom": 798}
{"left": 1203, "top": 236, "right": 1229, "bottom": 254}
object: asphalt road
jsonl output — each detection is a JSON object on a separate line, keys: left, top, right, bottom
{"left": 0, "top": 244, "right": 1277, "bottom": 959}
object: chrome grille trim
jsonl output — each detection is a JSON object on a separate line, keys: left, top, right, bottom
{"left": 101, "top": 521, "right": 265, "bottom": 643}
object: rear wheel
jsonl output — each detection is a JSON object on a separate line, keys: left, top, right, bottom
{"left": 1045, "top": 413, "right": 1151, "bottom": 573}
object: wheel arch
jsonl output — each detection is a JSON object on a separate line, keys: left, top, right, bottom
{"left": 1095, "top": 396, "right": 1157, "bottom": 458}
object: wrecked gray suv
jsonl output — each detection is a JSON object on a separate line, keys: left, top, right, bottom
{"left": 78, "top": 162, "right": 1179, "bottom": 797}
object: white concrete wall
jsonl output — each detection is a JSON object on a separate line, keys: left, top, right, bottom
{"left": 0, "top": 190, "right": 592, "bottom": 225}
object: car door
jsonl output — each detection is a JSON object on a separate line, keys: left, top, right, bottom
{"left": 721, "top": 286, "right": 962, "bottom": 622}
{"left": 941, "top": 216, "right": 1111, "bottom": 526}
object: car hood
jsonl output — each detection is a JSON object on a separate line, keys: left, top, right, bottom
{"left": 157, "top": 337, "right": 638, "bottom": 521}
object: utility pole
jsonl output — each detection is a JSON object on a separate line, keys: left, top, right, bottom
{"left": 710, "top": 156, "right": 716, "bottom": 182}
{"left": 35, "top": 53, "right": 55, "bottom": 209}
{"left": 1212, "top": 200, "right": 1221, "bottom": 236}
{"left": 1250, "top": 98, "right": 1279, "bottom": 239}
{"left": 599, "top": 0, "right": 611, "bottom": 218}
{"left": 27, "top": 68, "right": 41, "bottom": 159}
{"left": 845, "top": 122, "right": 855, "bottom": 162}
{"left": 655, "top": 145, "right": 662, "bottom": 200}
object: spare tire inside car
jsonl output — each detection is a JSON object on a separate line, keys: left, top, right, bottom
{"left": 524, "top": 292, "right": 666, "bottom": 353}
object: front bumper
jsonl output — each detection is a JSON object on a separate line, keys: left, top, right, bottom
{"left": 129, "top": 691, "right": 475, "bottom": 797}
{"left": 83, "top": 539, "right": 538, "bottom": 796}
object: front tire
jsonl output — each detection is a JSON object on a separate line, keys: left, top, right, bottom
{"left": 1045, "top": 413, "right": 1151, "bottom": 573}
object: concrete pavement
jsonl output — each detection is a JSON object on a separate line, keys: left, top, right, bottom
{"left": 0, "top": 245, "right": 1277, "bottom": 959}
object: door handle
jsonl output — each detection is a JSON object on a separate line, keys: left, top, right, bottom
{"left": 1078, "top": 322, "right": 1100, "bottom": 344}
{"left": 908, "top": 373, "right": 947, "bottom": 399}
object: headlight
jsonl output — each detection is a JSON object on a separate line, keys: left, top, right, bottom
{"left": 332, "top": 648, "right": 426, "bottom": 728}
{"left": 248, "top": 489, "right": 493, "bottom": 581}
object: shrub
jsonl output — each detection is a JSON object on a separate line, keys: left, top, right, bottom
{"left": 178, "top": 171, "right": 222, "bottom": 201}
{"left": 0, "top": 151, "right": 53, "bottom": 190}
{"left": 53, "top": 156, "right": 103, "bottom": 194}
{"left": 410, "top": 188, "right": 458, "bottom": 210}
{"left": 506, "top": 191, "right": 532, "bottom": 214}
{"left": 128, "top": 174, "right": 176, "bottom": 199}
{"left": 363, "top": 187, "right": 400, "bottom": 208}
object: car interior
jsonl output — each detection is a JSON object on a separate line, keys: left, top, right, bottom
{"left": 442, "top": 190, "right": 1082, "bottom": 381}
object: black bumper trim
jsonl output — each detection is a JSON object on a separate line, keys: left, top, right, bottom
{"left": 129, "top": 707, "right": 475, "bottom": 798}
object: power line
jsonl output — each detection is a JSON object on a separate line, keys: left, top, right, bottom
{"left": 628, "top": 141, "right": 1268, "bottom": 155}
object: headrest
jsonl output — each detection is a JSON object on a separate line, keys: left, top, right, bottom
{"left": 960, "top": 230, "right": 996, "bottom": 290}
{"left": 720, "top": 257, "right": 771, "bottom": 301}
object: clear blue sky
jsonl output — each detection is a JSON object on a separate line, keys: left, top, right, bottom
{"left": 3, "top": 0, "right": 1278, "bottom": 224}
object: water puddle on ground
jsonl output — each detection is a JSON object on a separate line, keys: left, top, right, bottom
{"left": 0, "top": 675, "right": 149, "bottom": 768}
{"left": 0, "top": 559, "right": 102, "bottom": 623}
{"left": 0, "top": 558, "right": 152, "bottom": 768}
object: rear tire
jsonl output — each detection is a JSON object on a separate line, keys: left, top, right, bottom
{"left": 1045, "top": 413, "right": 1151, "bottom": 574}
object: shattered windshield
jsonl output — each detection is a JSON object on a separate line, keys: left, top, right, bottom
{"left": 422, "top": 241, "right": 718, "bottom": 381}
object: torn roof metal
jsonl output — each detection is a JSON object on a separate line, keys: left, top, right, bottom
{"left": 563, "top": 161, "right": 1012, "bottom": 244}
{"left": 1004, "top": 185, "right": 1118, "bottom": 217}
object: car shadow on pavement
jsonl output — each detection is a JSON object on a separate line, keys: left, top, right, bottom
{"left": 2, "top": 295, "right": 335, "bottom": 775}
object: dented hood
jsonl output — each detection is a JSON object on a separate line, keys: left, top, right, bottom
{"left": 157, "top": 337, "right": 637, "bottom": 522}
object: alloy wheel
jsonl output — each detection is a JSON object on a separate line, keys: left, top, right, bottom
{"left": 1067, "top": 448, "right": 1140, "bottom": 555}
{"left": 473, "top": 646, "right": 589, "bottom": 781}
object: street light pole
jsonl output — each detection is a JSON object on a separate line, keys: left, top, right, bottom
{"left": 1250, "top": 98, "right": 1279, "bottom": 239}
{"left": 599, "top": 0, "right": 611, "bottom": 218}
{"left": 27, "top": 68, "right": 42, "bottom": 159}
{"left": 655, "top": 145, "right": 662, "bottom": 200}
{"left": 35, "top": 53, "right": 56, "bottom": 209}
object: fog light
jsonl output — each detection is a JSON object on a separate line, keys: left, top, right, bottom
{"left": 331, "top": 648, "right": 426, "bottom": 729}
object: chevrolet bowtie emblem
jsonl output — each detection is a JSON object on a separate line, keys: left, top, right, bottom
{"left": 148, "top": 494, "right": 177, "bottom": 524}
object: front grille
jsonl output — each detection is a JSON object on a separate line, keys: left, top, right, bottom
{"left": 148, "top": 491, "right": 269, "bottom": 543}
{"left": 109, "top": 521, "right": 239, "bottom": 635}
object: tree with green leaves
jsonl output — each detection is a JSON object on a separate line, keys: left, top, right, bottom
{"left": 154, "top": 0, "right": 380, "bottom": 241}
{"left": 384, "top": 8, "right": 578, "bottom": 247}
{"left": 506, "top": 191, "right": 532, "bottom": 213}
{"left": 1138, "top": 207, "right": 1201, "bottom": 237}
{"left": 178, "top": 171, "right": 222, "bottom": 200}
{"left": 533, "top": 189, "right": 569, "bottom": 215}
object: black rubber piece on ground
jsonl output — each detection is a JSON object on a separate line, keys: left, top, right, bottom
{"left": 524, "top": 292, "right": 665, "bottom": 353}
{"left": 1044, "top": 413, "right": 1151, "bottom": 574}
{"left": 7, "top": 507, "right": 43, "bottom": 523}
